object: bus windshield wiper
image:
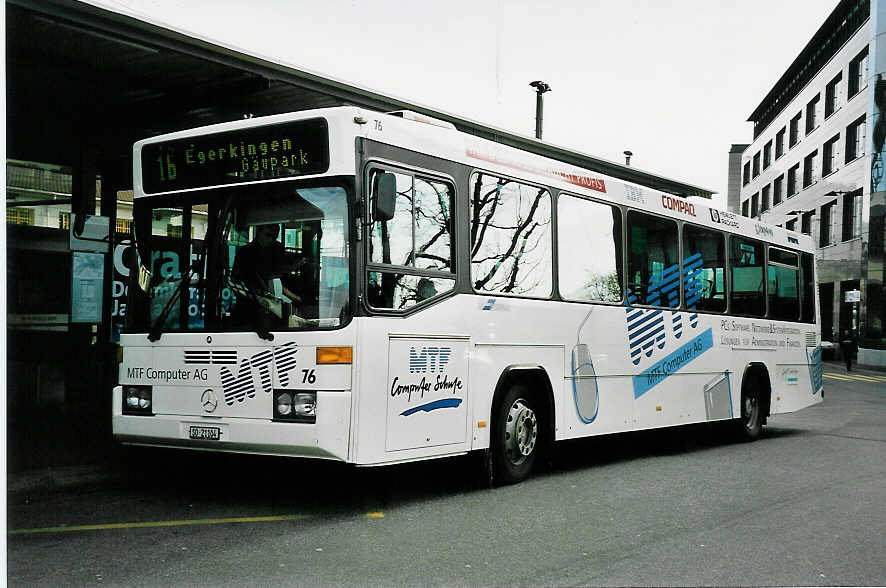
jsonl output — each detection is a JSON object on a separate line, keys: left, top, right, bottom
{"left": 147, "top": 264, "right": 198, "bottom": 342}
{"left": 226, "top": 276, "right": 275, "bottom": 341}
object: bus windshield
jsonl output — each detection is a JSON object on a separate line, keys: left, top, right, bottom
{"left": 128, "top": 180, "right": 351, "bottom": 336}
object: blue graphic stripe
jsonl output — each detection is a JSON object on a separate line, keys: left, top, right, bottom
{"left": 809, "top": 347, "right": 823, "bottom": 393}
{"left": 400, "top": 398, "right": 463, "bottom": 416}
{"left": 630, "top": 324, "right": 667, "bottom": 348}
{"left": 628, "top": 314, "right": 665, "bottom": 340}
{"left": 632, "top": 328, "right": 714, "bottom": 398}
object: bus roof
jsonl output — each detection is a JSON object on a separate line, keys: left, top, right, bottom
{"left": 133, "top": 106, "right": 810, "bottom": 253}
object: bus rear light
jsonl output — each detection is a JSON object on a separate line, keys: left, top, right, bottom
{"left": 316, "top": 346, "right": 352, "bottom": 364}
{"left": 273, "top": 390, "right": 316, "bottom": 423}
{"left": 123, "top": 385, "right": 153, "bottom": 415}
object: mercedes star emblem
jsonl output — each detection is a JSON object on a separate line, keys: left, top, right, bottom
{"left": 201, "top": 389, "right": 218, "bottom": 413}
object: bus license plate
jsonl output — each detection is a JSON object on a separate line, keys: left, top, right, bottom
{"left": 189, "top": 426, "right": 220, "bottom": 440}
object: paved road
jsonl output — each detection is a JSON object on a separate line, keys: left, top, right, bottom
{"left": 7, "top": 364, "right": 886, "bottom": 586}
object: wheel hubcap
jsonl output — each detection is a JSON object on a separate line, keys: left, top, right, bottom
{"left": 504, "top": 399, "right": 537, "bottom": 466}
{"left": 744, "top": 395, "right": 758, "bottom": 426}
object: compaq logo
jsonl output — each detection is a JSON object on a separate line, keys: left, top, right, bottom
{"left": 661, "top": 195, "right": 696, "bottom": 216}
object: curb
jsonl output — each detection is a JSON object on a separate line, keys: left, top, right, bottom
{"left": 7, "top": 463, "right": 120, "bottom": 496}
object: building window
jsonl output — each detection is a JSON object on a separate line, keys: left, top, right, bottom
{"left": 7, "top": 206, "right": 35, "bottom": 225}
{"left": 751, "top": 193, "right": 759, "bottom": 217}
{"left": 806, "top": 94, "right": 820, "bottom": 134}
{"left": 849, "top": 46, "right": 869, "bottom": 98}
{"left": 116, "top": 218, "right": 133, "bottom": 234}
{"left": 788, "top": 164, "right": 800, "bottom": 196}
{"left": 819, "top": 201, "right": 837, "bottom": 247}
{"left": 789, "top": 112, "right": 802, "bottom": 147}
{"left": 776, "top": 127, "right": 786, "bottom": 159}
{"left": 763, "top": 140, "right": 772, "bottom": 169}
{"left": 842, "top": 189, "right": 862, "bottom": 241}
{"left": 743, "top": 161, "right": 750, "bottom": 186}
{"left": 846, "top": 115, "right": 866, "bottom": 162}
{"left": 822, "top": 134, "right": 840, "bottom": 176}
{"left": 825, "top": 72, "right": 842, "bottom": 117}
{"left": 801, "top": 211, "right": 815, "bottom": 236}
{"left": 803, "top": 150, "right": 818, "bottom": 188}
{"left": 742, "top": 199, "right": 749, "bottom": 217}
{"left": 59, "top": 211, "right": 71, "bottom": 230}
{"left": 786, "top": 218, "right": 797, "bottom": 232}
{"left": 773, "top": 174, "right": 784, "bottom": 205}
{"left": 752, "top": 152, "right": 761, "bottom": 178}
{"left": 761, "top": 185, "right": 771, "bottom": 213}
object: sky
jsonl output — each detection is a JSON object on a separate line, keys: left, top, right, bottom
{"left": 91, "top": 0, "right": 840, "bottom": 208}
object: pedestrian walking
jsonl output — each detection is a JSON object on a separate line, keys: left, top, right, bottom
{"left": 840, "top": 330, "right": 858, "bottom": 371}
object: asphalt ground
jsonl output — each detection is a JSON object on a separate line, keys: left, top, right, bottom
{"left": 6, "top": 361, "right": 886, "bottom": 586}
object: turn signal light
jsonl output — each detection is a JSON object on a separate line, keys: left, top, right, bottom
{"left": 316, "top": 346, "right": 352, "bottom": 364}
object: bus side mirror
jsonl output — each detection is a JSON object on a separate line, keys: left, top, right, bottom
{"left": 373, "top": 172, "right": 397, "bottom": 222}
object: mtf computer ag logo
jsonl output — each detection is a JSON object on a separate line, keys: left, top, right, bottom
{"left": 393, "top": 345, "right": 463, "bottom": 416}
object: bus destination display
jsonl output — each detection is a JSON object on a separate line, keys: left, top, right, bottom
{"left": 141, "top": 118, "right": 329, "bottom": 193}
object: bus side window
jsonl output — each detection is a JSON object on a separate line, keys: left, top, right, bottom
{"left": 367, "top": 166, "right": 456, "bottom": 310}
{"left": 470, "top": 173, "right": 553, "bottom": 298}
{"left": 729, "top": 236, "right": 765, "bottom": 317}
{"left": 682, "top": 225, "right": 726, "bottom": 313}
{"left": 768, "top": 247, "right": 799, "bottom": 321}
{"left": 557, "top": 194, "right": 623, "bottom": 303}
{"left": 626, "top": 211, "right": 679, "bottom": 307}
{"left": 801, "top": 252, "right": 816, "bottom": 323}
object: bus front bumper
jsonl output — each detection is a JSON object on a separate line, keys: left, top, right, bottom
{"left": 112, "top": 386, "right": 351, "bottom": 461}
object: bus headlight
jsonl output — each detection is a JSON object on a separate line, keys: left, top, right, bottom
{"left": 123, "top": 385, "right": 153, "bottom": 415}
{"left": 276, "top": 393, "right": 293, "bottom": 416}
{"left": 273, "top": 390, "right": 316, "bottom": 423}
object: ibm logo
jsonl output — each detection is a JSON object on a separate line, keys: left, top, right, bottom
{"left": 626, "top": 255, "right": 704, "bottom": 366}
{"left": 409, "top": 346, "right": 452, "bottom": 373}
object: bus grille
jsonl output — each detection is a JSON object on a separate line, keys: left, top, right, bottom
{"left": 184, "top": 350, "right": 238, "bottom": 365}
{"left": 805, "top": 332, "right": 817, "bottom": 347}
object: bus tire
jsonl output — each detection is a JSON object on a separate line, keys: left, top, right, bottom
{"left": 491, "top": 385, "right": 541, "bottom": 485}
{"left": 736, "top": 377, "right": 764, "bottom": 440}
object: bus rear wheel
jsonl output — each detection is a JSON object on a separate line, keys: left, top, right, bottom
{"left": 737, "top": 383, "right": 763, "bottom": 440}
{"left": 492, "top": 386, "right": 541, "bottom": 485}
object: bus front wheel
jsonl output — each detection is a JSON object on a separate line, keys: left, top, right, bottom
{"left": 491, "top": 386, "right": 541, "bottom": 485}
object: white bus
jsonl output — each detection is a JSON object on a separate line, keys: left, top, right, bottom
{"left": 114, "top": 107, "right": 823, "bottom": 484}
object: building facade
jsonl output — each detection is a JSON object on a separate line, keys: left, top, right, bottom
{"left": 736, "top": 0, "right": 886, "bottom": 366}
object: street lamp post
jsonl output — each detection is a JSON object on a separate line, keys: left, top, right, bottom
{"left": 529, "top": 80, "right": 551, "bottom": 140}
